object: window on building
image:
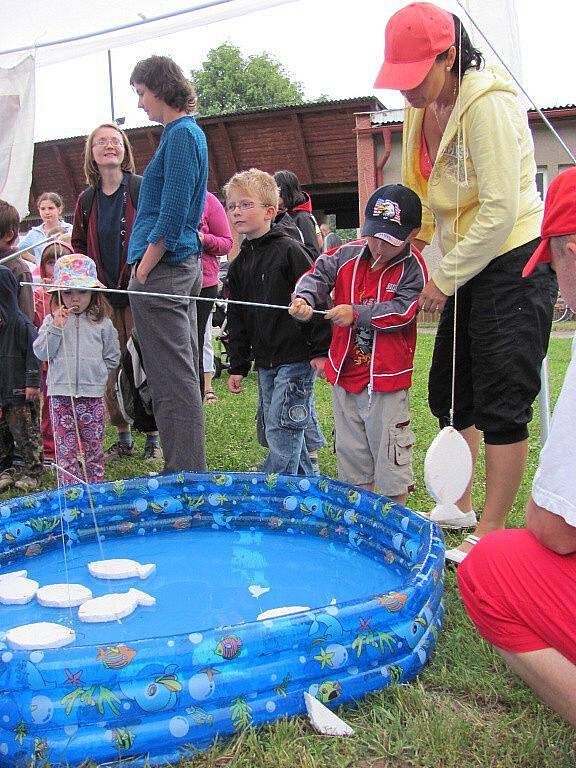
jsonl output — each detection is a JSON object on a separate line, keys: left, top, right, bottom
{"left": 535, "top": 167, "right": 548, "bottom": 200}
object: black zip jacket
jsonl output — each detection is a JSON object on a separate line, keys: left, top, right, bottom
{"left": 226, "top": 225, "right": 331, "bottom": 376}
{"left": 0, "top": 267, "right": 40, "bottom": 406}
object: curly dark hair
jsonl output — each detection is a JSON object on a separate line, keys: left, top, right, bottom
{"left": 130, "top": 55, "right": 197, "bottom": 113}
{"left": 436, "top": 14, "right": 484, "bottom": 76}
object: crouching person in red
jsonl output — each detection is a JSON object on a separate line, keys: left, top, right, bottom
{"left": 458, "top": 168, "right": 576, "bottom": 727}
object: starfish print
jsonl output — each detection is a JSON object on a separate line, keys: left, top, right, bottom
{"left": 64, "top": 668, "right": 83, "bottom": 687}
{"left": 314, "top": 647, "right": 335, "bottom": 670}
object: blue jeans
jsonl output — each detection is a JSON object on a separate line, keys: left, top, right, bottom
{"left": 258, "top": 362, "right": 315, "bottom": 475}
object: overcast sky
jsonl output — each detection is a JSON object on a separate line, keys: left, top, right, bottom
{"left": 32, "top": 0, "right": 575, "bottom": 142}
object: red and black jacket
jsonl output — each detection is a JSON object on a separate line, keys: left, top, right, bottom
{"left": 294, "top": 240, "right": 428, "bottom": 393}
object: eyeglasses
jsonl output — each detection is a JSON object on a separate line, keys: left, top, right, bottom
{"left": 93, "top": 136, "right": 123, "bottom": 147}
{"left": 225, "top": 201, "right": 267, "bottom": 213}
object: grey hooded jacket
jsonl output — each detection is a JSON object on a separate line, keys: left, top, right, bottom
{"left": 33, "top": 311, "right": 120, "bottom": 398}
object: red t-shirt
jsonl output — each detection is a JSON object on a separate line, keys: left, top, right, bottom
{"left": 339, "top": 259, "right": 385, "bottom": 393}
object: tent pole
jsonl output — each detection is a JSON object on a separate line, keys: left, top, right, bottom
{"left": 539, "top": 357, "right": 551, "bottom": 446}
{"left": 107, "top": 49, "right": 115, "bottom": 123}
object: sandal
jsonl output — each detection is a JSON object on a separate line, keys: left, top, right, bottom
{"left": 444, "top": 534, "right": 480, "bottom": 566}
{"left": 203, "top": 390, "right": 218, "bottom": 405}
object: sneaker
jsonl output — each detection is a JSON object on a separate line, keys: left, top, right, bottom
{"left": 0, "top": 470, "right": 15, "bottom": 492}
{"left": 429, "top": 503, "right": 478, "bottom": 530}
{"left": 105, "top": 441, "right": 134, "bottom": 460}
{"left": 14, "top": 475, "right": 40, "bottom": 492}
{"left": 143, "top": 444, "right": 162, "bottom": 462}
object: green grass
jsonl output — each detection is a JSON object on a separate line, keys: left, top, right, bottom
{"left": 2, "top": 335, "right": 575, "bottom": 767}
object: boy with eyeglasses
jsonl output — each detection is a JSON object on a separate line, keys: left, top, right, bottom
{"left": 224, "top": 168, "right": 331, "bottom": 475}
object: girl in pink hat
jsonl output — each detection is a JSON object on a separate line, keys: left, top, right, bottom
{"left": 33, "top": 254, "right": 120, "bottom": 485}
{"left": 376, "top": 2, "right": 557, "bottom": 563}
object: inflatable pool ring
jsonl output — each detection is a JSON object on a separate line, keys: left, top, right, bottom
{"left": 0, "top": 472, "right": 444, "bottom": 766}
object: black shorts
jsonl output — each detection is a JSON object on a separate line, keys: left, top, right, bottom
{"left": 428, "top": 239, "right": 557, "bottom": 445}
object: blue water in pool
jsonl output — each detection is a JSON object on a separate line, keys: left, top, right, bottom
{"left": 0, "top": 529, "right": 403, "bottom": 645}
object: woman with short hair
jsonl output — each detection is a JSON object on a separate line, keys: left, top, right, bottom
{"left": 128, "top": 55, "right": 208, "bottom": 473}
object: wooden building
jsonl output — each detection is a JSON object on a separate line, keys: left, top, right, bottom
{"left": 27, "top": 97, "right": 383, "bottom": 230}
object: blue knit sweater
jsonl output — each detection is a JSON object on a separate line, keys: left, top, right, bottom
{"left": 128, "top": 115, "right": 208, "bottom": 265}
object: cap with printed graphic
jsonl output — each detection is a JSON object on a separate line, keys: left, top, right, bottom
{"left": 523, "top": 167, "right": 576, "bottom": 277}
{"left": 361, "top": 184, "right": 422, "bottom": 245}
{"left": 374, "top": 2, "right": 455, "bottom": 91}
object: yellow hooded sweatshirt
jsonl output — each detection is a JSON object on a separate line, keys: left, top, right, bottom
{"left": 401, "top": 66, "right": 543, "bottom": 296}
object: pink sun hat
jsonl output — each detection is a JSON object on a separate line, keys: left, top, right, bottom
{"left": 47, "top": 253, "right": 105, "bottom": 293}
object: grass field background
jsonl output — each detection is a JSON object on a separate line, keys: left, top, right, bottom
{"left": 2, "top": 334, "right": 574, "bottom": 767}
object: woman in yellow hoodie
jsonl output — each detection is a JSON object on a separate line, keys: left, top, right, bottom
{"left": 375, "top": 3, "right": 557, "bottom": 562}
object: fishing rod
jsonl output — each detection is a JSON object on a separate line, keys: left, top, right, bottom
{"left": 0, "top": 235, "right": 66, "bottom": 266}
{"left": 20, "top": 281, "right": 328, "bottom": 315}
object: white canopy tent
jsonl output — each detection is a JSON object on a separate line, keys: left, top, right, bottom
{"left": 0, "top": 0, "right": 301, "bottom": 67}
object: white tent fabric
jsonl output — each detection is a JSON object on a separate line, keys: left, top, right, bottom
{"left": 0, "top": 57, "right": 35, "bottom": 218}
{"left": 459, "top": 0, "right": 523, "bottom": 83}
{"left": 0, "top": 0, "right": 300, "bottom": 68}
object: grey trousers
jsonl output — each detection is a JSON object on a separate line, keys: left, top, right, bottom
{"left": 128, "top": 257, "right": 206, "bottom": 473}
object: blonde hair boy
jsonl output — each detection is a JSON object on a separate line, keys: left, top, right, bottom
{"left": 224, "top": 169, "right": 280, "bottom": 210}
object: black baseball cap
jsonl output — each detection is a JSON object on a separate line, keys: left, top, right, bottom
{"left": 361, "top": 184, "right": 422, "bottom": 245}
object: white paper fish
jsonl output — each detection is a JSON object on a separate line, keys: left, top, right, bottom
{"left": 424, "top": 426, "right": 472, "bottom": 504}
{"left": 0, "top": 575, "right": 39, "bottom": 605}
{"left": 257, "top": 605, "right": 310, "bottom": 621}
{"left": 248, "top": 585, "right": 270, "bottom": 598}
{"left": 304, "top": 692, "right": 354, "bottom": 736}
{"left": 37, "top": 583, "right": 93, "bottom": 608}
{"left": 88, "top": 559, "right": 156, "bottom": 580}
{"left": 6, "top": 622, "right": 76, "bottom": 650}
{"left": 0, "top": 570, "right": 27, "bottom": 581}
{"left": 78, "top": 588, "right": 156, "bottom": 623}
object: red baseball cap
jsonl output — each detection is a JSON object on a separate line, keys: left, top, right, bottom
{"left": 523, "top": 167, "right": 576, "bottom": 277}
{"left": 374, "top": 2, "right": 455, "bottom": 91}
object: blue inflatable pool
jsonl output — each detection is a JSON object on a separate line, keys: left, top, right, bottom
{"left": 0, "top": 472, "right": 444, "bottom": 766}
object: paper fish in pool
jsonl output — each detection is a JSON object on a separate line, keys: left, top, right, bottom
{"left": 88, "top": 559, "right": 156, "bottom": 580}
{"left": 0, "top": 572, "right": 39, "bottom": 605}
{"left": 6, "top": 622, "right": 76, "bottom": 650}
{"left": 79, "top": 589, "right": 156, "bottom": 623}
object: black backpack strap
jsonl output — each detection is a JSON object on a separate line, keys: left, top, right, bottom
{"left": 80, "top": 186, "right": 96, "bottom": 233}
{"left": 127, "top": 174, "right": 142, "bottom": 209}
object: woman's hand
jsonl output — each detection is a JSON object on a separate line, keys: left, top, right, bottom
{"left": 418, "top": 279, "right": 449, "bottom": 313}
{"left": 135, "top": 263, "right": 149, "bottom": 285}
{"left": 325, "top": 304, "right": 355, "bottom": 327}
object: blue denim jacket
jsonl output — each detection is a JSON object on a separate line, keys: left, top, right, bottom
{"left": 128, "top": 115, "right": 207, "bottom": 265}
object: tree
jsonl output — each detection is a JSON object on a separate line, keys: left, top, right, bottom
{"left": 191, "top": 43, "right": 305, "bottom": 116}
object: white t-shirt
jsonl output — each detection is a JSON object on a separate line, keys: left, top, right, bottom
{"left": 532, "top": 334, "right": 576, "bottom": 526}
